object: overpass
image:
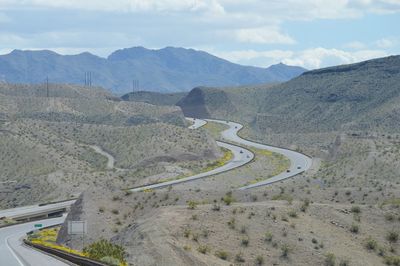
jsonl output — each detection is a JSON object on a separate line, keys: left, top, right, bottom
{"left": 0, "top": 200, "right": 76, "bottom": 222}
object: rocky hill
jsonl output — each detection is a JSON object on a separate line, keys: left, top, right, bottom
{"left": 0, "top": 82, "right": 220, "bottom": 208}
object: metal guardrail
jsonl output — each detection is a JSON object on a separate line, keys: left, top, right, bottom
{"left": 23, "top": 240, "right": 108, "bottom": 266}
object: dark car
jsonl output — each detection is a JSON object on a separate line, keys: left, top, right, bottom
{"left": 240, "top": 150, "right": 243, "bottom": 154}
{"left": 286, "top": 169, "right": 291, "bottom": 173}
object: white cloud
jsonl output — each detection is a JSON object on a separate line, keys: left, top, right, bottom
{"left": 0, "top": 0, "right": 224, "bottom": 14}
{"left": 234, "top": 27, "right": 295, "bottom": 44}
{"left": 212, "top": 47, "right": 388, "bottom": 69}
{"left": 344, "top": 41, "right": 367, "bottom": 50}
{"left": 283, "top": 48, "right": 388, "bottom": 69}
{"left": 375, "top": 38, "right": 397, "bottom": 48}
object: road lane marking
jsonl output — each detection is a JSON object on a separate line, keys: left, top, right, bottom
{"left": 6, "top": 235, "right": 25, "bottom": 266}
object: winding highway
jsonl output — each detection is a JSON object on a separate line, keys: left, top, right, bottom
{"left": 131, "top": 117, "right": 311, "bottom": 191}
{"left": 205, "top": 119, "right": 312, "bottom": 190}
{"left": 0, "top": 117, "right": 311, "bottom": 265}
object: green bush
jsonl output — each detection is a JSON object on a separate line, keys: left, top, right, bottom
{"left": 83, "top": 239, "right": 126, "bottom": 264}
{"left": 235, "top": 252, "right": 245, "bottom": 262}
{"left": 365, "top": 237, "right": 378, "bottom": 250}
{"left": 324, "top": 253, "right": 336, "bottom": 266}
{"left": 386, "top": 230, "right": 399, "bottom": 243}
{"left": 223, "top": 191, "right": 235, "bottom": 205}
{"left": 187, "top": 200, "right": 198, "bottom": 209}
{"left": 350, "top": 223, "right": 359, "bottom": 234}
{"left": 351, "top": 206, "right": 361, "bottom": 214}
{"left": 281, "top": 244, "right": 291, "bottom": 258}
{"left": 256, "top": 255, "right": 264, "bottom": 265}
{"left": 197, "top": 245, "right": 209, "bottom": 254}
{"left": 265, "top": 231, "right": 273, "bottom": 242}
{"left": 100, "top": 256, "right": 120, "bottom": 266}
{"left": 384, "top": 256, "right": 400, "bottom": 266}
{"left": 215, "top": 250, "right": 229, "bottom": 260}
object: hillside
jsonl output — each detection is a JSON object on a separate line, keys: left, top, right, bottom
{"left": 255, "top": 55, "right": 400, "bottom": 134}
{"left": 178, "top": 55, "right": 400, "bottom": 134}
{"left": 121, "top": 91, "right": 187, "bottom": 106}
{"left": 0, "top": 83, "right": 221, "bottom": 208}
{"left": 0, "top": 47, "right": 306, "bottom": 94}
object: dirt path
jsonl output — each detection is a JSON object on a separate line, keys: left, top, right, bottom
{"left": 90, "top": 145, "right": 115, "bottom": 170}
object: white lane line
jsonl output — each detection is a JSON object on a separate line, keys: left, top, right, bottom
{"left": 6, "top": 235, "right": 25, "bottom": 266}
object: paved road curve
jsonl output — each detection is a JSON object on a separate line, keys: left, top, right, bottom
{"left": 0, "top": 216, "right": 68, "bottom": 266}
{"left": 206, "top": 119, "right": 312, "bottom": 190}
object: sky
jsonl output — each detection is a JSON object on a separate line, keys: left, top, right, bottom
{"left": 0, "top": 0, "right": 399, "bottom": 69}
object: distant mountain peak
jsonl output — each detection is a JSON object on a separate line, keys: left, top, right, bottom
{"left": 0, "top": 46, "right": 306, "bottom": 94}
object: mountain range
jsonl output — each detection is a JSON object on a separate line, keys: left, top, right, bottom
{"left": 0, "top": 47, "right": 306, "bottom": 94}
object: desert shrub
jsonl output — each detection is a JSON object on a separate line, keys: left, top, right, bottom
{"left": 350, "top": 223, "right": 360, "bottom": 234}
{"left": 300, "top": 198, "right": 310, "bottom": 212}
{"left": 215, "top": 250, "right": 229, "bottom": 260}
{"left": 365, "top": 237, "right": 378, "bottom": 250}
{"left": 197, "top": 245, "right": 209, "bottom": 254}
{"left": 385, "top": 213, "right": 395, "bottom": 222}
{"left": 183, "top": 229, "right": 191, "bottom": 238}
{"left": 112, "top": 195, "right": 121, "bottom": 201}
{"left": 240, "top": 225, "right": 247, "bottom": 234}
{"left": 351, "top": 206, "right": 361, "bottom": 214}
{"left": 191, "top": 233, "right": 199, "bottom": 242}
{"left": 83, "top": 239, "right": 126, "bottom": 264}
{"left": 187, "top": 200, "right": 198, "bottom": 209}
{"left": 281, "top": 244, "right": 291, "bottom": 258}
{"left": 256, "top": 255, "right": 265, "bottom": 265}
{"left": 288, "top": 210, "right": 298, "bottom": 218}
{"left": 324, "top": 253, "right": 336, "bottom": 266}
{"left": 384, "top": 256, "right": 400, "bottom": 266}
{"left": 241, "top": 237, "right": 249, "bottom": 247}
{"left": 100, "top": 256, "right": 120, "bottom": 266}
{"left": 339, "top": 259, "right": 350, "bottom": 266}
{"left": 386, "top": 230, "right": 399, "bottom": 243}
{"left": 223, "top": 191, "right": 235, "bottom": 205}
{"left": 227, "top": 217, "right": 236, "bottom": 229}
{"left": 251, "top": 195, "right": 258, "bottom": 202}
{"left": 211, "top": 203, "right": 220, "bottom": 211}
{"left": 272, "top": 194, "right": 293, "bottom": 204}
{"left": 235, "top": 252, "right": 245, "bottom": 262}
{"left": 265, "top": 231, "right": 273, "bottom": 242}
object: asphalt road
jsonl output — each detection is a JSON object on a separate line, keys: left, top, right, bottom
{"left": 0, "top": 216, "right": 68, "bottom": 266}
{"left": 205, "top": 119, "right": 312, "bottom": 190}
{"left": 130, "top": 140, "right": 254, "bottom": 192}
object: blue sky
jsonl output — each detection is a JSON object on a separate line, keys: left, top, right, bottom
{"left": 0, "top": 0, "right": 399, "bottom": 69}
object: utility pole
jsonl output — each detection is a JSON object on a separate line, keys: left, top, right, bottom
{"left": 132, "top": 79, "right": 139, "bottom": 93}
{"left": 46, "top": 76, "right": 49, "bottom": 97}
{"left": 84, "top": 72, "right": 92, "bottom": 87}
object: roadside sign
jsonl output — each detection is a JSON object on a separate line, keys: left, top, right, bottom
{"left": 67, "top": 220, "right": 87, "bottom": 235}
{"left": 34, "top": 224, "right": 42, "bottom": 228}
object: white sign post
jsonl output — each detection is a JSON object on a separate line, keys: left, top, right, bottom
{"left": 67, "top": 220, "right": 87, "bottom": 250}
